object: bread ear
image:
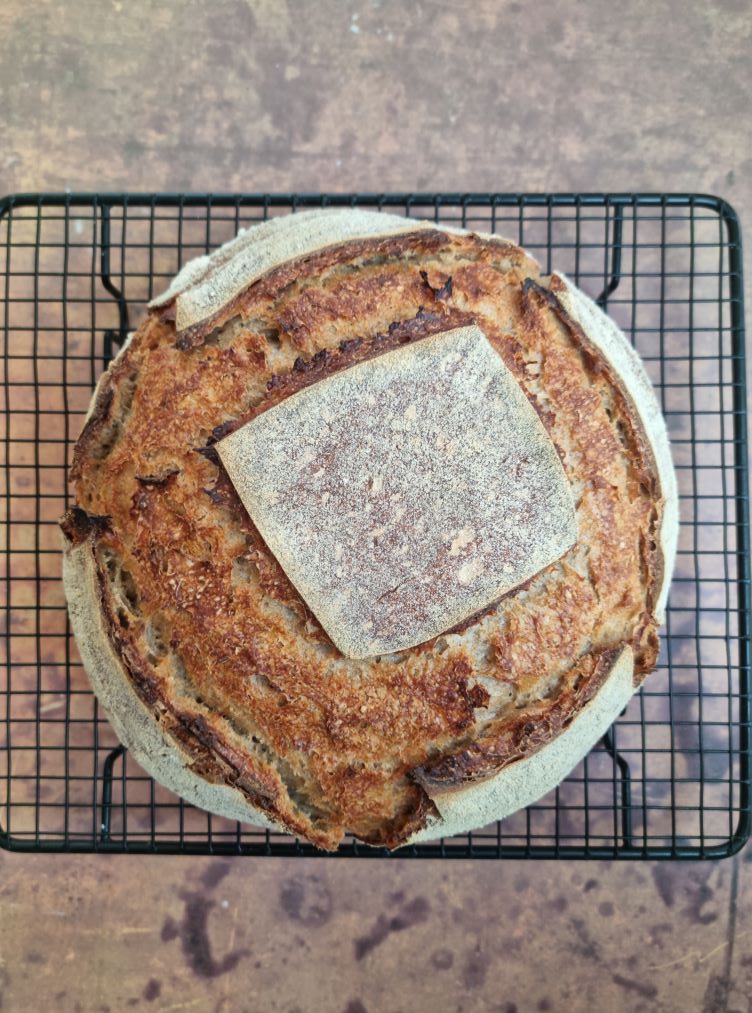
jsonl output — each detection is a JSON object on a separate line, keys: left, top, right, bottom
{"left": 62, "top": 537, "right": 280, "bottom": 832}
{"left": 551, "top": 273, "right": 678, "bottom": 622}
{"left": 408, "top": 645, "right": 634, "bottom": 844}
{"left": 149, "top": 207, "right": 434, "bottom": 336}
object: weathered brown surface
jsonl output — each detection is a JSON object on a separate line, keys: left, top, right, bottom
{"left": 0, "top": 0, "right": 750, "bottom": 1010}
{"left": 0, "top": 851, "right": 747, "bottom": 1013}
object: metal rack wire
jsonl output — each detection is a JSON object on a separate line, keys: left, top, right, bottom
{"left": 0, "top": 192, "right": 748, "bottom": 859}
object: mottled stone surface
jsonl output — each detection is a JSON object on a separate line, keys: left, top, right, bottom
{"left": 0, "top": 851, "right": 744, "bottom": 1012}
{"left": 1, "top": 0, "right": 750, "bottom": 1010}
{"left": 0, "top": 0, "right": 749, "bottom": 207}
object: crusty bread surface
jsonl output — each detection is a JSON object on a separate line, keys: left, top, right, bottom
{"left": 62, "top": 209, "right": 677, "bottom": 850}
{"left": 217, "top": 323, "right": 578, "bottom": 659}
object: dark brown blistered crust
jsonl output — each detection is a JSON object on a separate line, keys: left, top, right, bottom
{"left": 529, "top": 277, "right": 661, "bottom": 676}
{"left": 60, "top": 505, "right": 111, "bottom": 546}
{"left": 215, "top": 303, "right": 474, "bottom": 439}
{"left": 414, "top": 645, "right": 621, "bottom": 790}
{"left": 64, "top": 227, "right": 664, "bottom": 848}
{"left": 171, "top": 230, "right": 451, "bottom": 350}
{"left": 69, "top": 350, "right": 135, "bottom": 484}
{"left": 66, "top": 509, "right": 345, "bottom": 850}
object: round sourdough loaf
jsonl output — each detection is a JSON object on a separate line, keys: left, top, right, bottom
{"left": 62, "top": 209, "right": 678, "bottom": 850}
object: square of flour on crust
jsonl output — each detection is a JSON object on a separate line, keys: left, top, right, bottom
{"left": 217, "top": 324, "right": 577, "bottom": 659}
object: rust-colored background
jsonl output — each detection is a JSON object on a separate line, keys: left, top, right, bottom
{"left": 1, "top": 1, "right": 751, "bottom": 1011}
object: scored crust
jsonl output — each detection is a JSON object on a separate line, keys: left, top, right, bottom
{"left": 408, "top": 645, "right": 635, "bottom": 842}
{"left": 217, "top": 323, "right": 578, "bottom": 659}
{"left": 150, "top": 208, "right": 434, "bottom": 339}
{"left": 63, "top": 538, "right": 277, "bottom": 834}
{"left": 62, "top": 209, "right": 678, "bottom": 850}
{"left": 551, "top": 274, "right": 679, "bottom": 622}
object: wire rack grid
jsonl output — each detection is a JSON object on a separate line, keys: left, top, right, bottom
{"left": 0, "top": 192, "right": 748, "bottom": 859}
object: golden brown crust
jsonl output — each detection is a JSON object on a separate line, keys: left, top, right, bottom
{"left": 65, "top": 514, "right": 348, "bottom": 849}
{"left": 64, "top": 222, "right": 667, "bottom": 849}
{"left": 170, "top": 229, "right": 450, "bottom": 350}
{"left": 413, "top": 645, "right": 621, "bottom": 789}
{"left": 69, "top": 348, "right": 139, "bottom": 484}
{"left": 218, "top": 302, "right": 474, "bottom": 438}
{"left": 519, "top": 278, "right": 661, "bottom": 677}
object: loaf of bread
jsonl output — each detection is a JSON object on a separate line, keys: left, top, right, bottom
{"left": 61, "top": 210, "right": 677, "bottom": 849}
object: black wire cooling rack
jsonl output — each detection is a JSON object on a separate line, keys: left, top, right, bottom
{"left": 0, "top": 192, "right": 749, "bottom": 859}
